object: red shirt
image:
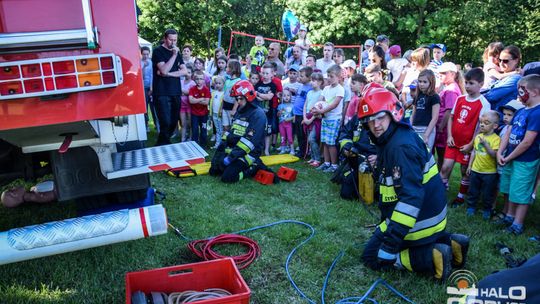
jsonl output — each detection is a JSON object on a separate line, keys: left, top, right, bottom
{"left": 450, "top": 95, "right": 488, "bottom": 147}
{"left": 188, "top": 85, "right": 211, "bottom": 116}
{"left": 272, "top": 77, "right": 283, "bottom": 109}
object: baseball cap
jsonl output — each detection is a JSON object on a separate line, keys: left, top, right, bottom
{"left": 438, "top": 62, "right": 458, "bottom": 73}
{"left": 288, "top": 64, "right": 300, "bottom": 72}
{"left": 522, "top": 61, "right": 540, "bottom": 76}
{"left": 341, "top": 59, "right": 356, "bottom": 70}
{"left": 430, "top": 43, "right": 447, "bottom": 52}
{"left": 389, "top": 45, "right": 401, "bottom": 56}
{"left": 364, "top": 39, "right": 375, "bottom": 47}
{"left": 499, "top": 99, "right": 525, "bottom": 112}
{"left": 376, "top": 35, "right": 389, "bottom": 43}
{"left": 299, "top": 25, "right": 307, "bottom": 32}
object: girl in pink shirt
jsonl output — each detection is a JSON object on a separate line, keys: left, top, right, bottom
{"left": 436, "top": 63, "right": 465, "bottom": 169}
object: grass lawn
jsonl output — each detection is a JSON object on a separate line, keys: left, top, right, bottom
{"left": 0, "top": 126, "right": 539, "bottom": 303}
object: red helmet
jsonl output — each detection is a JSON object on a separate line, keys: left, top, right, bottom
{"left": 360, "top": 82, "right": 383, "bottom": 97}
{"left": 230, "top": 80, "right": 257, "bottom": 102}
{"left": 357, "top": 87, "right": 403, "bottom": 122}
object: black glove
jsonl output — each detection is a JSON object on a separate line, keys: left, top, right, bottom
{"left": 341, "top": 142, "right": 353, "bottom": 154}
{"left": 349, "top": 145, "right": 360, "bottom": 156}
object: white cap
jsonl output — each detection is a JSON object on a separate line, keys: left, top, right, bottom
{"left": 341, "top": 59, "right": 356, "bottom": 70}
{"left": 438, "top": 62, "right": 458, "bottom": 73}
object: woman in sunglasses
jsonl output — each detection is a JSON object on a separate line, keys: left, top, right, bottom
{"left": 484, "top": 45, "right": 522, "bottom": 110}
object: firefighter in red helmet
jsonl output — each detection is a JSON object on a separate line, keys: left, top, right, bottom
{"left": 358, "top": 87, "right": 470, "bottom": 281}
{"left": 209, "top": 80, "right": 270, "bottom": 183}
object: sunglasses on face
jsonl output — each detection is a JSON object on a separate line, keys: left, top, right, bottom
{"left": 499, "top": 58, "right": 514, "bottom": 64}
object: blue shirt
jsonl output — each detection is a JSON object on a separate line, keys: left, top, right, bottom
{"left": 483, "top": 74, "right": 521, "bottom": 110}
{"left": 293, "top": 83, "right": 312, "bottom": 116}
{"left": 506, "top": 106, "right": 540, "bottom": 162}
{"left": 278, "top": 103, "right": 294, "bottom": 123}
{"left": 141, "top": 58, "right": 153, "bottom": 89}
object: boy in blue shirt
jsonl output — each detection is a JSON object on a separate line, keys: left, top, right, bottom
{"left": 497, "top": 75, "right": 540, "bottom": 235}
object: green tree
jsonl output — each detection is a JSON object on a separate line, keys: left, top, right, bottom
{"left": 138, "top": 0, "right": 540, "bottom": 65}
{"left": 288, "top": 0, "right": 540, "bottom": 64}
{"left": 137, "top": 0, "right": 287, "bottom": 59}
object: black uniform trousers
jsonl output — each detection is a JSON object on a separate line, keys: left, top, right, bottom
{"left": 340, "top": 157, "right": 360, "bottom": 200}
{"left": 361, "top": 228, "right": 452, "bottom": 275}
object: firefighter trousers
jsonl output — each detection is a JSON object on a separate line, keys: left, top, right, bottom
{"left": 361, "top": 228, "right": 452, "bottom": 275}
{"left": 340, "top": 157, "right": 360, "bottom": 200}
{"left": 209, "top": 152, "right": 259, "bottom": 183}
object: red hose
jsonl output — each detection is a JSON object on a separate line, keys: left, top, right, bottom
{"left": 187, "top": 234, "right": 261, "bottom": 269}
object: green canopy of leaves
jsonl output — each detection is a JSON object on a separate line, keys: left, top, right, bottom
{"left": 137, "top": 0, "right": 539, "bottom": 65}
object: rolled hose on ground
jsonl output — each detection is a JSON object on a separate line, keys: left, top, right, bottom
{"left": 187, "top": 234, "right": 261, "bottom": 270}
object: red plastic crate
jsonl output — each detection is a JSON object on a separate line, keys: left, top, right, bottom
{"left": 125, "top": 258, "right": 250, "bottom": 304}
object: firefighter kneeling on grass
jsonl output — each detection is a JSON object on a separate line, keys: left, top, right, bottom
{"left": 358, "top": 87, "right": 470, "bottom": 281}
{"left": 210, "top": 80, "right": 270, "bottom": 183}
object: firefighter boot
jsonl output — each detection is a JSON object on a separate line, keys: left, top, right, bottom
{"left": 432, "top": 243, "right": 452, "bottom": 282}
{"left": 450, "top": 234, "right": 470, "bottom": 268}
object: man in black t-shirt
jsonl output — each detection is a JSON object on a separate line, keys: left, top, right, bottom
{"left": 152, "top": 29, "right": 186, "bottom": 145}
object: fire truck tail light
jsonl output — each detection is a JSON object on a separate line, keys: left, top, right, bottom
{"left": 53, "top": 61, "right": 76, "bottom": 75}
{"left": 0, "top": 81, "right": 23, "bottom": 96}
{"left": 21, "top": 64, "right": 42, "bottom": 78}
{"left": 102, "top": 71, "right": 115, "bottom": 84}
{"left": 0, "top": 66, "right": 20, "bottom": 80}
{"left": 76, "top": 58, "right": 99, "bottom": 72}
{"left": 0, "top": 54, "right": 123, "bottom": 100}
{"left": 55, "top": 76, "right": 78, "bottom": 89}
{"left": 24, "top": 79, "right": 44, "bottom": 93}
{"left": 100, "top": 57, "right": 113, "bottom": 69}
{"left": 78, "top": 73, "right": 102, "bottom": 87}
{"left": 42, "top": 63, "right": 52, "bottom": 76}
{"left": 44, "top": 78, "right": 55, "bottom": 90}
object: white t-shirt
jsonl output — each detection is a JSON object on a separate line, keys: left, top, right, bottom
{"left": 295, "top": 38, "right": 312, "bottom": 60}
{"left": 212, "top": 90, "right": 224, "bottom": 114}
{"left": 305, "top": 90, "right": 322, "bottom": 113}
{"left": 387, "top": 58, "right": 408, "bottom": 83}
{"left": 321, "top": 84, "right": 345, "bottom": 120}
{"left": 316, "top": 58, "right": 336, "bottom": 75}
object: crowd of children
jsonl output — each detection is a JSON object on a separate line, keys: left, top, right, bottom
{"left": 142, "top": 34, "right": 540, "bottom": 238}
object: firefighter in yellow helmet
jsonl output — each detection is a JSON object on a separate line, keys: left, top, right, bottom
{"left": 358, "top": 87, "right": 470, "bottom": 281}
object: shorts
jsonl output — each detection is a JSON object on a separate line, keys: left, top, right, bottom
{"left": 266, "top": 108, "right": 278, "bottom": 135}
{"left": 443, "top": 146, "right": 470, "bottom": 165}
{"left": 321, "top": 119, "right": 341, "bottom": 145}
{"left": 180, "top": 96, "right": 191, "bottom": 113}
{"left": 222, "top": 110, "right": 233, "bottom": 127}
{"left": 412, "top": 125, "right": 435, "bottom": 151}
{"left": 499, "top": 159, "right": 540, "bottom": 204}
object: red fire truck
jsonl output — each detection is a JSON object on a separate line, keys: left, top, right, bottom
{"left": 0, "top": 0, "right": 206, "bottom": 203}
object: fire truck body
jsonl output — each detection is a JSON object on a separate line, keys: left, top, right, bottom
{"left": 0, "top": 0, "right": 207, "bottom": 200}
{"left": 0, "top": 0, "right": 146, "bottom": 151}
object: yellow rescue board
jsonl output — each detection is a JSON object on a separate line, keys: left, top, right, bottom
{"left": 168, "top": 154, "right": 300, "bottom": 178}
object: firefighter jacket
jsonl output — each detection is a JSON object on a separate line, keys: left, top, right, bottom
{"left": 222, "top": 103, "right": 267, "bottom": 165}
{"left": 338, "top": 116, "right": 377, "bottom": 156}
{"left": 371, "top": 122, "right": 447, "bottom": 252}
